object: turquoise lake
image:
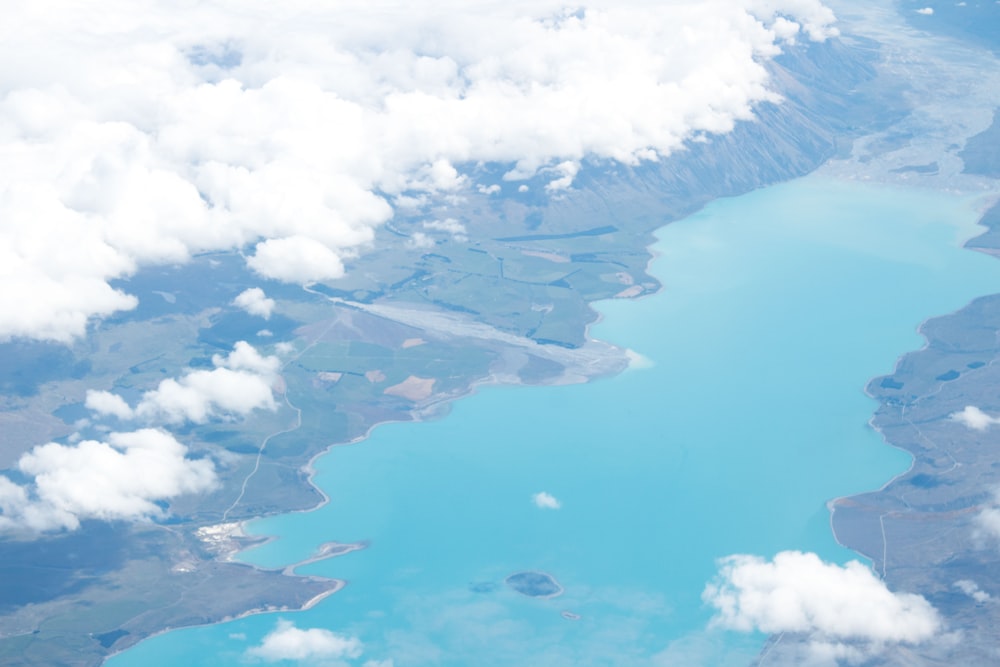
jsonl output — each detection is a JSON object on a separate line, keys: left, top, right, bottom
{"left": 107, "top": 175, "right": 1000, "bottom": 666}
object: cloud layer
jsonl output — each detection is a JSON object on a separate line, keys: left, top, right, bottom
{"left": 0, "top": 428, "right": 216, "bottom": 533}
{"left": 704, "top": 551, "right": 941, "bottom": 663}
{"left": 1, "top": 0, "right": 838, "bottom": 341}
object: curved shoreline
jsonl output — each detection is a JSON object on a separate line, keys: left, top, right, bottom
{"left": 828, "top": 202, "right": 1000, "bottom": 565}
{"left": 104, "top": 580, "right": 344, "bottom": 665}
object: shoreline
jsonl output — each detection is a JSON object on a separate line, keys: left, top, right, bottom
{"left": 103, "top": 579, "right": 345, "bottom": 665}
{"left": 827, "top": 197, "right": 1000, "bottom": 566}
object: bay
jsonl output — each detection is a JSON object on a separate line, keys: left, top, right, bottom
{"left": 106, "top": 175, "right": 1000, "bottom": 666}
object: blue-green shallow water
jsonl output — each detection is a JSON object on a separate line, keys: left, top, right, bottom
{"left": 107, "top": 176, "right": 1000, "bottom": 666}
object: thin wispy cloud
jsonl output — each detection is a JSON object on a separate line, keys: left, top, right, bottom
{"left": 1, "top": 0, "right": 838, "bottom": 342}
{"left": 954, "top": 579, "right": 991, "bottom": 603}
{"left": 422, "top": 218, "right": 468, "bottom": 242}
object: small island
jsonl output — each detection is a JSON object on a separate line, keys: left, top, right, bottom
{"left": 504, "top": 571, "right": 563, "bottom": 598}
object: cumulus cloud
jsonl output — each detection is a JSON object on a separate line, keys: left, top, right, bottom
{"left": 704, "top": 551, "right": 941, "bottom": 662}
{"left": 747, "top": 0, "right": 838, "bottom": 41}
{"left": 974, "top": 489, "right": 1000, "bottom": 541}
{"left": 220, "top": 340, "right": 281, "bottom": 375}
{"left": 136, "top": 341, "right": 280, "bottom": 423}
{"left": 532, "top": 491, "right": 562, "bottom": 509}
{"left": 134, "top": 367, "right": 273, "bottom": 423}
{"left": 916, "top": 7, "right": 934, "bottom": 15}
{"left": 2, "top": 0, "right": 839, "bottom": 341}
{"left": 246, "top": 620, "right": 363, "bottom": 663}
{"left": 233, "top": 287, "right": 276, "bottom": 319}
{"left": 247, "top": 236, "right": 348, "bottom": 284}
{"left": 0, "top": 428, "right": 216, "bottom": 533}
{"left": 544, "top": 161, "right": 581, "bottom": 192}
{"left": 85, "top": 389, "right": 135, "bottom": 420}
{"left": 88, "top": 341, "right": 280, "bottom": 424}
{"left": 978, "top": 506, "right": 1000, "bottom": 539}
{"left": 950, "top": 405, "right": 1000, "bottom": 430}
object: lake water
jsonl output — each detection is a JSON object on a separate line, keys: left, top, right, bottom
{"left": 106, "top": 175, "right": 1000, "bottom": 666}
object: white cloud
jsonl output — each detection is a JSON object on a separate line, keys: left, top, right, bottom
{"left": 974, "top": 489, "right": 1000, "bottom": 541}
{"left": 955, "top": 579, "right": 991, "bottom": 603}
{"left": 770, "top": 16, "right": 802, "bottom": 42}
{"left": 747, "top": 0, "right": 838, "bottom": 41}
{"left": 0, "top": 428, "right": 216, "bottom": 533}
{"left": 247, "top": 620, "right": 363, "bottom": 663}
{"left": 85, "top": 389, "right": 135, "bottom": 420}
{"left": 704, "top": 551, "right": 941, "bottom": 661}
{"left": 247, "top": 236, "right": 349, "bottom": 284}
{"left": 1, "top": 0, "right": 839, "bottom": 342}
{"left": 422, "top": 218, "right": 468, "bottom": 242}
{"left": 135, "top": 342, "right": 279, "bottom": 423}
{"left": 233, "top": 287, "right": 276, "bottom": 319}
{"left": 407, "top": 232, "right": 436, "bottom": 249}
{"left": 532, "top": 491, "right": 562, "bottom": 509}
{"left": 88, "top": 342, "right": 280, "bottom": 424}
{"left": 978, "top": 505, "right": 1000, "bottom": 540}
{"left": 951, "top": 405, "right": 1000, "bottom": 430}
{"left": 135, "top": 368, "right": 274, "bottom": 423}
{"left": 544, "top": 161, "right": 580, "bottom": 192}
{"left": 916, "top": 7, "right": 934, "bottom": 15}
{"left": 275, "top": 341, "right": 297, "bottom": 355}
{"left": 216, "top": 339, "right": 282, "bottom": 376}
